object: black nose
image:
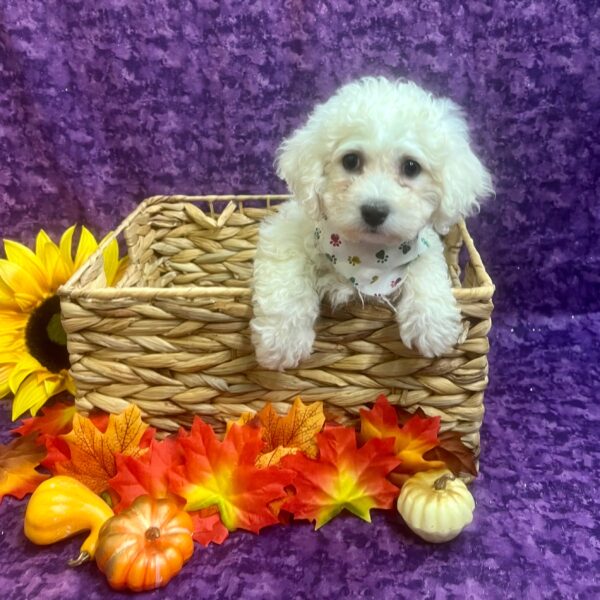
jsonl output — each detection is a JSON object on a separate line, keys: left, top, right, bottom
{"left": 361, "top": 203, "right": 389, "bottom": 228}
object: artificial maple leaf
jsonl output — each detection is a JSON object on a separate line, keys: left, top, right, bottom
{"left": 190, "top": 507, "right": 230, "bottom": 546}
{"left": 257, "top": 397, "right": 325, "bottom": 465}
{"left": 225, "top": 412, "right": 258, "bottom": 433}
{"left": 12, "top": 404, "right": 113, "bottom": 472}
{"left": 109, "top": 436, "right": 184, "bottom": 513}
{"left": 169, "top": 418, "right": 295, "bottom": 533}
{"left": 11, "top": 402, "right": 76, "bottom": 471}
{"left": 359, "top": 395, "right": 445, "bottom": 484}
{"left": 281, "top": 426, "right": 400, "bottom": 529}
{"left": 423, "top": 430, "right": 478, "bottom": 478}
{"left": 0, "top": 434, "right": 49, "bottom": 503}
{"left": 54, "top": 405, "right": 152, "bottom": 494}
{"left": 11, "top": 402, "right": 76, "bottom": 440}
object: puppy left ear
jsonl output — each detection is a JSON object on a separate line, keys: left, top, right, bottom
{"left": 433, "top": 102, "right": 494, "bottom": 234}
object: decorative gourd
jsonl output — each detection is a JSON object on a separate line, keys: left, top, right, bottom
{"left": 95, "top": 495, "right": 194, "bottom": 592}
{"left": 24, "top": 475, "right": 114, "bottom": 565}
{"left": 397, "top": 469, "right": 475, "bottom": 543}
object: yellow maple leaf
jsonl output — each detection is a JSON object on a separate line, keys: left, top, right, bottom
{"left": 255, "top": 446, "right": 299, "bottom": 469}
{"left": 258, "top": 397, "right": 325, "bottom": 465}
{"left": 0, "top": 434, "right": 49, "bottom": 503}
{"left": 225, "top": 411, "right": 257, "bottom": 434}
{"left": 55, "top": 405, "right": 149, "bottom": 494}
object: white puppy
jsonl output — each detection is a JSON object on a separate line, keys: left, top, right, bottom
{"left": 251, "top": 77, "right": 493, "bottom": 370}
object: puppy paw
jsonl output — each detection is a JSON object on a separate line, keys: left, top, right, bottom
{"left": 398, "top": 303, "right": 462, "bottom": 358}
{"left": 251, "top": 315, "right": 315, "bottom": 370}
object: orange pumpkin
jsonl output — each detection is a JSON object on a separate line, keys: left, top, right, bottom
{"left": 95, "top": 495, "right": 194, "bottom": 592}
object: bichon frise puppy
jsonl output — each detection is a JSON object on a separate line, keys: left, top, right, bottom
{"left": 251, "top": 77, "right": 493, "bottom": 370}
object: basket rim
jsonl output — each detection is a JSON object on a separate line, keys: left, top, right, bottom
{"left": 57, "top": 194, "right": 495, "bottom": 302}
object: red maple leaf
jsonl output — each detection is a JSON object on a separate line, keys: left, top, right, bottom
{"left": 281, "top": 426, "right": 400, "bottom": 529}
{"left": 359, "top": 395, "right": 445, "bottom": 484}
{"left": 11, "top": 402, "right": 76, "bottom": 440}
{"left": 189, "top": 507, "right": 229, "bottom": 546}
{"left": 169, "top": 418, "right": 295, "bottom": 534}
{"left": 109, "top": 436, "right": 184, "bottom": 513}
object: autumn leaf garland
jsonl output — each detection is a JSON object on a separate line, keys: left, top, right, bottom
{"left": 4, "top": 394, "right": 477, "bottom": 539}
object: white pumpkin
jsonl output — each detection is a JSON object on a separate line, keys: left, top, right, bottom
{"left": 397, "top": 469, "right": 475, "bottom": 543}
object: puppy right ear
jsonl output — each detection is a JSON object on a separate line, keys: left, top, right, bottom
{"left": 275, "top": 125, "right": 323, "bottom": 220}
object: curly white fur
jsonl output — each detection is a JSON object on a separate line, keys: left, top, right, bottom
{"left": 251, "top": 77, "right": 493, "bottom": 370}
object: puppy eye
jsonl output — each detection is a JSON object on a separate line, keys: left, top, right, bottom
{"left": 402, "top": 159, "right": 421, "bottom": 178}
{"left": 342, "top": 153, "right": 361, "bottom": 172}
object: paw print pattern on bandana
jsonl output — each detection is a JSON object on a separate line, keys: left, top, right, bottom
{"left": 376, "top": 250, "right": 389, "bottom": 263}
{"left": 314, "top": 217, "right": 427, "bottom": 298}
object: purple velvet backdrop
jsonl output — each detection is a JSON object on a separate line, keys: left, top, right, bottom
{"left": 1, "top": 1, "right": 599, "bottom": 598}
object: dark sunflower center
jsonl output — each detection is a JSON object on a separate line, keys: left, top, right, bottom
{"left": 25, "top": 295, "right": 70, "bottom": 373}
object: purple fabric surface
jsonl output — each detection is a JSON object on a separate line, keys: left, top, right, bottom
{"left": 1, "top": 313, "right": 599, "bottom": 599}
{"left": 1, "top": 1, "right": 599, "bottom": 598}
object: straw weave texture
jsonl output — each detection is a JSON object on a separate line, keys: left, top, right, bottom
{"left": 58, "top": 195, "right": 494, "bottom": 459}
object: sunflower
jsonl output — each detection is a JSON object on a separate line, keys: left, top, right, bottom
{"left": 0, "top": 226, "right": 126, "bottom": 420}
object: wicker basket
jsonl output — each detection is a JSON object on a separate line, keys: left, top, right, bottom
{"left": 58, "top": 195, "right": 494, "bottom": 458}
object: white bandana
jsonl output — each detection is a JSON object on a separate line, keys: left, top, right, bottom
{"left": 314, "top": 218, "right": 429, "bottom": 297}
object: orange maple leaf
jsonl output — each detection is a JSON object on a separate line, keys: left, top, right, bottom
{"left": 55, "top": 405, "right": 152, "bottom": 494}
{"left": 258, "top": 397, "right": 325, "bottom": 464}
{"left": 282, "top": 426, "right": 400, "bottom": 529}
{"left": 0, "top": 434, "right": 49, "bottom": 504}
{"left": 227, "top": 398, "right": 325, "bottom": 467}
{"left": 359, "top": 395, "right": 446, "bottom": 484}
{"left": 169, "top": 418, "right": 295, "bottom": 533}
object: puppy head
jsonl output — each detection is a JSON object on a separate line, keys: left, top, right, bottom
{"left": 276, "top": 77, "right": 493, "bottom": 241}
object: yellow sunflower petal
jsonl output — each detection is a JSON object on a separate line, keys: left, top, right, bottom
{"left": 0, "top": 273, "right": 22, "bottom": 310}
{"left": 4, "top": 239, "right": 50, "bottom": 293}
{"left": 59, "top": 226, "right": 76, "bottom": 271}
{"left": 0, "top": 336, "right": 26, "bottom": 355}
{"left": 40, "top": 240, "right": 72, "bottom": 288}
{"left": 101, "top": 236, "right": 119, "bottom": 285}
{"left": 73, "top": 226, "right": 99, "bottom": 271}
{"left": 0, "top": 309, "right": 28, "bottom": 327}
{"left": 8, "top": 353, "right": 43, "bottom": 393}
{"left": 35, "top": 229, "right": 54, "bottom": 256}
{"left": 0, "top": 363, "right": 14, "bottom": 398}
{"left": 64, "top": 374, "right": 77, "bottom": 395}
{"left": 0, "top": 259, "right": 47, "bottom": 310}
{"left": 11, "top": 372, "right": 63, "bottom": 419}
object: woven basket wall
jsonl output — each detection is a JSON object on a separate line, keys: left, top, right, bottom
{"left": 58, "top": 195, "right": 494, "bottom": 459}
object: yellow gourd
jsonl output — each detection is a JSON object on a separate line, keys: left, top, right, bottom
{"left": 397, "top": 469, "right": 475, "bottom": 543}
{"left": 24, "top": 475, "right": 114, "bottom": 565}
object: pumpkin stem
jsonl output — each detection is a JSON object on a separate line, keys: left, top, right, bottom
{"left": 145, "top": 526, "right": 161, "bottom": 541}
{"left": 68, "top": 551, "right": 91, "bottom": 568}
{"left": 433, "top": 473, "right": 456, "bottom": 490}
